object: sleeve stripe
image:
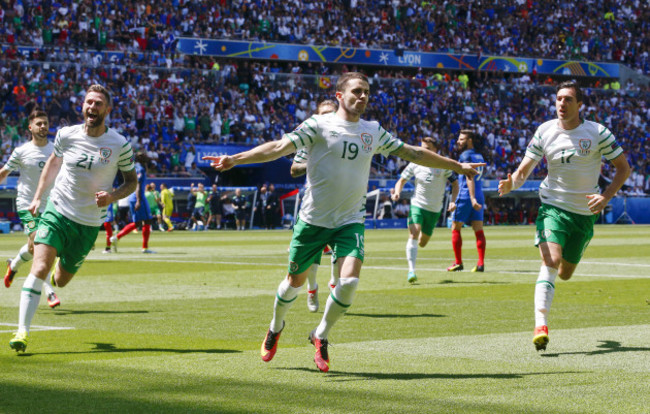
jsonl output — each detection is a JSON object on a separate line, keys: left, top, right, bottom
{"left": 598, "top": 133, "right": 613, "bottom": 145}
{"left": 378, "top": 130, "right": 388, "bottom": 145}
{"left": 121, "top": 142, "right": 130, "bottom": 148}
{"left": 599, "top": 128, "right": 610, "bottom": 136}
{"left": 526, "top": 149, "right": 543, "bottom": 157}
{"left": 295, "top": 129, "right": 313, "bottom": 145}
{"left": 602, "top": 147, "right": 621, "bottom": 157}
{"left": 119, "top": 148, "right": 133, "bottom": 157}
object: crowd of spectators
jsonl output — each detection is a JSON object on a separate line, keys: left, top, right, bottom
{"left": 2, "top": 55, "right": 648, "bottom": 194}
{"left": 1, "top": 0, "right": 648, "bottom": 73}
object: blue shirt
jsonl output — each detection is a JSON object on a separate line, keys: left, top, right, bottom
{"left": 128, "top": 163, "right": 146, "bottom": 202}
{"left": 457, "top": 149, "right": 485, "bottom": 202}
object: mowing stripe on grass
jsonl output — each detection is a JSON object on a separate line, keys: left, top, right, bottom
{"left": 0, "top": 323, "right": 75, "bottom": 333}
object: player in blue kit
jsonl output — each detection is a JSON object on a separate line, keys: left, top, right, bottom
{"left": 448, "top": 130, "right": 487, "bottom": 272}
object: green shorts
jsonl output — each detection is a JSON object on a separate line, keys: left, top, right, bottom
{"left": 407, "top": 205, "right": 440, "bottom": 237}
{"left": 150, "top": 206, "right": 161, "bottom": 216}
{"left": 34, "top": 201, "right": 99, "bottom": 274}
{"left": 18, "top": 210, "right": 40, "bottom": 235}
{"left": 288, "top": 218, "right": 365, "bottom": 274}
{"left": 534, "top": 203, "right": 598, "bottom": 264}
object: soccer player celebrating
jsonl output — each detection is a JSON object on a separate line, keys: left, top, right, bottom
{"left": 9, "top": 85, "right": 137, "bottom": 352}
{"left": 0, "top": 110, "right": 61, "bottom": 308}
{"left": 290, "top": 99, "right": 338, "bottom": 312}
{"left": 204, "top": 72, "right": 484, "bottom": 372}
{"left": 392, "top": 137, "right": 459, "bottom": 283}
{"left": 498, "top": 81, "right": 630, "bottom": 351}
{"left": 447, "top": 130, "right": 487, "bottom": 273}
{"left": 110, "top": 152, "right": 155, "bottom": 253}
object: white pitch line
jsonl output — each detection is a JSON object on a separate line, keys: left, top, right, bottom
{"left": 83, "top": 257, "right": 650, "bottom": 279}
{"left": 0, "top": 323, "right": 75, "bottom": 334}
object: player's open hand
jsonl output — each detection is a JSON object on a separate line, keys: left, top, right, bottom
{"left": 458, "top": 162, "right": 485, "bottom": 178}
{"left": 391, "top": 192, "right": 400, "bottom": 202}
{"left": 202, "top": 156, "right": 235, "bottom": 171}
{"left": 95, "top": 191, "right": 112, "bottom": 208}
{"left": 586, "top": 193, "right": 607, "bottom": 214}
{"left": 498, "top": 173, "right": 513, "bottom": 197}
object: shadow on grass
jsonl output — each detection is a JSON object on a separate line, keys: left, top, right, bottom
{"left": 279, "top": 367, "right": 579, "bottom": 381}
{"left": 53, "top": 310, "right": 150, "bottom": 315}
{"left": 540, "top": 340, "right": 650, "bottom": 358}
{"left": 17, "top": 342, "right": 241, "bottom": 357}
{"left": 346, "top": 313, "right": 445, "bottom": 319}
{"left": 437, "top": 280, "right": 509, "bottom": 285}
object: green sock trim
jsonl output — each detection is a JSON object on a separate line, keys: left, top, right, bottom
{"left": 19, "top": 254, "right": 31, "bottom": 261}
{"left": 276, "top": 293, "right": 297, "bottom": 304}
{"left": 329, "top": 292, "right": 351, "bottom": 308}
{"left": 21, "top": 288, "right": 41, "bottom": 295}
{"left": 536, "top": 280, "right": 555, "bottom": 289}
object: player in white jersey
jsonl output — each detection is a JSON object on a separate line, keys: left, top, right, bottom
{"left": 9, "top": 85, "right": 138, "bottom": 353}
{"left": 289, "top": 99, "right": 338, "bottom": 313}
{"left": 392, "top": 137, "right": 459, "bottom": 283}
{"left": 0, "top": 110, "right": 61, "bottom": 308}
{"left": 498, "top": 81, "right": 630, "bottom": 351}
{"left": 204, "top": 72, "right": 484, "bottom": 372}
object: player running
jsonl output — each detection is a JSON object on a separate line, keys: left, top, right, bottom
{"left": 0, "top": 110, "right": 61, "bottom": 308}
{"left": 9, "top": 85, "right": 137, "bottom": 352}
{"left": 448, "top": 130, "right": 487, "bottom": 273}
{"left": 392, "top": 136, "right": 459, "bottom": 283}
{"left": 498, "top": 81, "right": 630, "bottom": 351}
{"left": 204, "top": 72, "right": 484, "bottom": 372}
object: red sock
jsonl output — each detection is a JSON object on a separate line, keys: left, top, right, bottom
{"left": 452, "top": 229, "right": 462, "bottom": 264}
{"left": 104, "top": 222, "right": 113, "bottom": 246}
{"left": 117, "top": 222, "right": 137, "bottom": 239}
{"left": 475, "top": 230, "right": 486, "bottom": 266}
{"left": 142, "top": 224, "right": 151, "bottom": 249}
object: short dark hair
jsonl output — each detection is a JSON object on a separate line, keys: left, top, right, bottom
{"left": 28, "top": 110, "right": 48, "bottom": 123}
{"left": 421, "top": 136, "right": 438, "bottom": 149}
{"left": 336, "top": 72, "right": 368, "bottom": 92}
{"left": 556, "top": 81, "right": 583, "bottom": 103}
{"left": 86, "top": 84, "right": 112, "bottom": 107}
{"left": 460, "top": 129, "right": 484, "bottom": 151}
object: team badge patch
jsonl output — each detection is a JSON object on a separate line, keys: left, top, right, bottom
{"left": 360, "top": 133, "right": 373, "bottom": 152}
{"left": 28, "top": 221, "right": 36, "bottom": 229}
{"left": 578, "top": 139, "right": 591, "bottom": 155}
{"left": 100, "top": 147, "right": 112, "bottom": 159}
{"left": 38, "top": 228, "right": 49, "bottom": 238}
{"left": 289, "top": 261, "right": 299, "bottom": 273}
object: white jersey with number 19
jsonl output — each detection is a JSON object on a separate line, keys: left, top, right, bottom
{"left": 49, "top": 125, "right": 135, "bottom": 226}
{"left": 525, "top": 119, "right": 623, "bottom": 216}
{"left": 285, "top": 112, "right": 404, "bottom": 228}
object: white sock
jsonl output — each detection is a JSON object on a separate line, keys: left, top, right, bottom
{"left": 42, "top": 279, "right": 54, "bottom": 297}
{"left": 406, "top": 238, "right": 418, "bottom": 272}
{"left": 315, "top": 277, "right": 359, "bottom": 339}
{"left": 307, "top": 264, "right": 319, "bottom": 292}
{"left": 534, "top": 266, "right": 558, "bottom": 327}
{"left": 329, "top": 256, "right": 339, "bottom": 288}
{"left": 270, "top": 278, "right": 301, "bottom": 333}
{"left": 18, "top": 274, "right": 44, "bottom": 334}
{"left": 11, "top": 243, "right": 33, "bottom": 272}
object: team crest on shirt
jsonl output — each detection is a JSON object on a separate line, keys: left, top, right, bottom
{"left": 577, "top": 139, "right": 591, "bottom": 155}
{"left": 38, "top": 227, "right": 49, "bottom": 238}
{"left": 99, "top": 147, "right": 112, "bottom": 164}
{"left": 360, "top": 133, "right": 373, "bottom": 152}
{"left": 27, "top": 221, "right": 36, "bottom": 230}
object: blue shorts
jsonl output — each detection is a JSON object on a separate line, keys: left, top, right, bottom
{"left": 105, "top": 204, "right": 115, "bottom": 223}
{"left": 129, "top": 198, "right": 152, "bottom": 222}
{"left": 452, "top": 197, "right": 484, "bottom": 223}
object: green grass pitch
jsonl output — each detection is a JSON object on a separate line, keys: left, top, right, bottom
{"left": 0, "top": 225, "right": 648, "bottom": 413}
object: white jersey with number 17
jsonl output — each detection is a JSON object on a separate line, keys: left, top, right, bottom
{"left": 525, "top": 119, "right": 623, "bottom": 216}
{"left": 284, "top": 112, "right": 404, "bottom": 228}
{"left": 49, "top": 125, "right": 135, "bottom": 226}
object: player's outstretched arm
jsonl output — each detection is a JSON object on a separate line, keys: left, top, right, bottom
{"left": 586, "top": 154, "right": 630, "bottom": 214}
{"left": 498, "top": 157, "right": 537, "bottom": 197}
{"left": 392, "top": 144, "right": 484, "bottom": 178}
{"left": 203, "top": 137, "right": 296, "bottom": 172}
{"left": 28, "top": 153, "right": 62, "bottom": 215}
